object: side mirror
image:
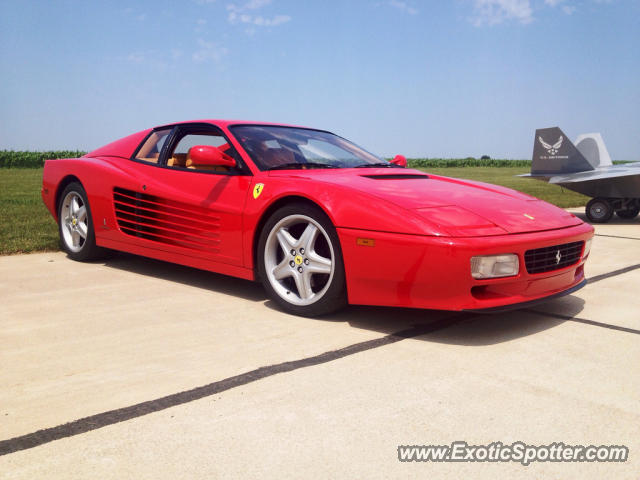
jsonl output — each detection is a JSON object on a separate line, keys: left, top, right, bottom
{"left": 390, "top": 154, "right": 407, "bottom": 168}
{"left": 188, "top": 145, "right": 236, "bottom": 167}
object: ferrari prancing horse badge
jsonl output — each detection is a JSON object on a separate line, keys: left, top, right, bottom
{"left": 253, "top": 183, "right": 264, "bottom": 199}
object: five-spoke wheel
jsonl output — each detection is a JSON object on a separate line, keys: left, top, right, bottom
{"left": 258, "top": 203, "right": 346, "bottom": 316}
{"left": 57, "top": 182, "right": 106, "bottom": 261}
{"left": 60, "top": 190, "right": 88, "bottom": 253}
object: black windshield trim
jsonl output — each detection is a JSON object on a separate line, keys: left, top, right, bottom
{"left": 267, "top": 162, "right": 341, "bottom": 171}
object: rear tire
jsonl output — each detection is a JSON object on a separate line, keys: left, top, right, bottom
{"left": 585, "top": 198, "right": 613, "bottom": 223}
{"left": 257, "top": 203, "right": 347, "bottom": 317}
{"left": 616, "top": 207, "right": 639, "bottom": 219}
{"left": 58, "top": 182, "right": 108, "bottom": 261}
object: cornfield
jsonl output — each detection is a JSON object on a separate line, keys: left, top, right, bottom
{"left": 405, "top": 158, "right": 531, "bottom": 168}
{"left": 0, "top": 151, "right": 87, "bottom": 168}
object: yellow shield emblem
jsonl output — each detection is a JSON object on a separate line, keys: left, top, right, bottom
{"left": 253, "top": 183, "right": 264, "bottom": 199}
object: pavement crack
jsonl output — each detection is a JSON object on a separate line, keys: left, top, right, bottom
{"left": 587, "top": 264, "right": 640, "bottom": 284}
{"left": 525, "top": 309, "right": 640, "bottom": 335}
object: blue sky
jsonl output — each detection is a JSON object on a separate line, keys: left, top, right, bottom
{"left": 1, "top": 0, "right": 638, "bottom": 159}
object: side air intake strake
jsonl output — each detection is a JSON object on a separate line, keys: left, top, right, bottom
{"left": 361, "top": 174, "right": 429, "bottom": 180}
{"left": 113, "top": 187, "right": 221, "bottom": 253}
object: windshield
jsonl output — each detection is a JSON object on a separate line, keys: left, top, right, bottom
{"left": 230, "top": 125, "right": 388, "bottom": 170}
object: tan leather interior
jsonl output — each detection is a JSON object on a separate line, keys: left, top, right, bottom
{"left": 137, "top": 153, "right": 159, "bottom": 163}
{"left": 167, "top": 153, "right": 187, "bottom": 167}
{"left": 135, "top": 130, "right": 169, "bottom": 163}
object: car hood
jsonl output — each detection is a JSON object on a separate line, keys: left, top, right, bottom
{"left": 271, "top": 169, "right": 582, "bottom": 236}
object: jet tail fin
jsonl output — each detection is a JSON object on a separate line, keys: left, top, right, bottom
{"left": 574, "top": 132, "right": 613, "bottom": 168}
{"left": 532, "top": 127, "right": 595, "bottom": 175}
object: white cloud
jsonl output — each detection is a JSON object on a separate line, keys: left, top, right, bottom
{"left": 192, "top": 39, "right": 229, "bottom": 63}
{"left": 227, "top": 0, "right": 271, "bottom": 12}
{"left": 196, "top": 18, "right": 207, "bottom": 25}
{"left": 544, "top": 0, "right": 577, "bottom": 15}
{"left": 126, "top": 52, "right": 145, "bottom": 64}
{"left": 471, "top": 0, "right": 533, "bottom": 26}
{"left": 388, "top": 0, "right": 418, "bottom": 15}
{"left": 226, "top": 0, "right": 290, "bottom": 27}
{"left": 124, "top": 51, "right": 170, "bottom": 71}
{"left": 244, "top": 0, "right": 272, "bottom": 9}
{"left": 229, "top": 12, "right": 291, "bottom": 26}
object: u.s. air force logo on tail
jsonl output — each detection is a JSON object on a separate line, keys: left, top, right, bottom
{"left": 538, "top": 135, "right": 563, "bottom": 155}
{"left": 253, "top": 183, "right": 264, "bottom": 199}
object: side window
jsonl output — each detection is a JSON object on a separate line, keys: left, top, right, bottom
{"left": 135, "top": 128, "right": 172, "bottom": 163}
{"left": 167, "top": 132, "right": 235, "bottom": 172}
{"left": 174, "top": 133, "right": 227, "bottom": 153}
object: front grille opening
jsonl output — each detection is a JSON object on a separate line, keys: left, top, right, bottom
{"left": 524, "top": 241, "right": 584, "bottom": 274}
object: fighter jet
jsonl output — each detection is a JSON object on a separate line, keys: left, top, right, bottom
{"left": 521, "top": 127, "right": 640, "bottom": 223}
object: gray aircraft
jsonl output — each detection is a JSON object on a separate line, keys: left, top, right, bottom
{"left": 521, "top": 127, "right": 640, "bottom": 223}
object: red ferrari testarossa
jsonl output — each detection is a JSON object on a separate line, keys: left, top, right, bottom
{"left": 42, "top": 120, "right": 594, "bottom": 316}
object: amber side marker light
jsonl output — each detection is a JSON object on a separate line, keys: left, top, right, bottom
{"left": 356, "top": 238, "right": 376, "bottom": 247}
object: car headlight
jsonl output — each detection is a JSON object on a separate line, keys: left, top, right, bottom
{"left": 471, "top": 254, "right": 519, "bottom": 279}
{"left": 582, "top": 238, "right": 592, "bottom": 259}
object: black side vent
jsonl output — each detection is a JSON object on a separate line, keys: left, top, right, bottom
{"left": 113, "top": 187, "right": 221, "bottom": 253}
{"left": 361, "top": 174, "right": 429, "bottom": 180}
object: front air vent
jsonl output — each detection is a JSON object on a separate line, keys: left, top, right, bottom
{"left": 361, "top": 174, "right": 429, "bottom": 180}
{"left": 113, "top": 187, "right": 221, "bottom": 253}
{"left": 524, "top": 241, "right": 584, "bottom": 274}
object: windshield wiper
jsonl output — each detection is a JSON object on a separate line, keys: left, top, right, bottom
{"left": 267, "top": 162, "right": 339, "bottom": 171}
{"left": 353, "top": 162, "right": 400, "bottom": 168}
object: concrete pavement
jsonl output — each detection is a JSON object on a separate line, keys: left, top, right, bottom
{"left": 1, "top": 217, "right": 638, "bottom": 479}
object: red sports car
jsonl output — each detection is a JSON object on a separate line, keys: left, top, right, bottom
{"left": 42, "top": 120, "right": 594, "bottom": 316}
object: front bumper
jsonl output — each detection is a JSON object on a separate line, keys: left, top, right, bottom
{"left": 337, "top": 222, "right": 594, "bottom": 311}
{"left": 462, "top": 279, "right": 586, "bottom": 313}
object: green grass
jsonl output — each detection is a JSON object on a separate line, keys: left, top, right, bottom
{"left": 418, "top": 166, "right": 589, "bottom": 208}
{"left": 0, "top": 166, "right": 589, "bottom": 256}
{"left": 0, "top": 169, "right": 59, "bottom": 254}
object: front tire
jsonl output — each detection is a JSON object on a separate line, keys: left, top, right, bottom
{"left": 585, "top": 198, "right": 613, "bottom": 223}
{"left": 257, "top": 203, "right": 347, "bottom": 317}
{"left": 58, "top": 182, "right": 107, "bottom": 261}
